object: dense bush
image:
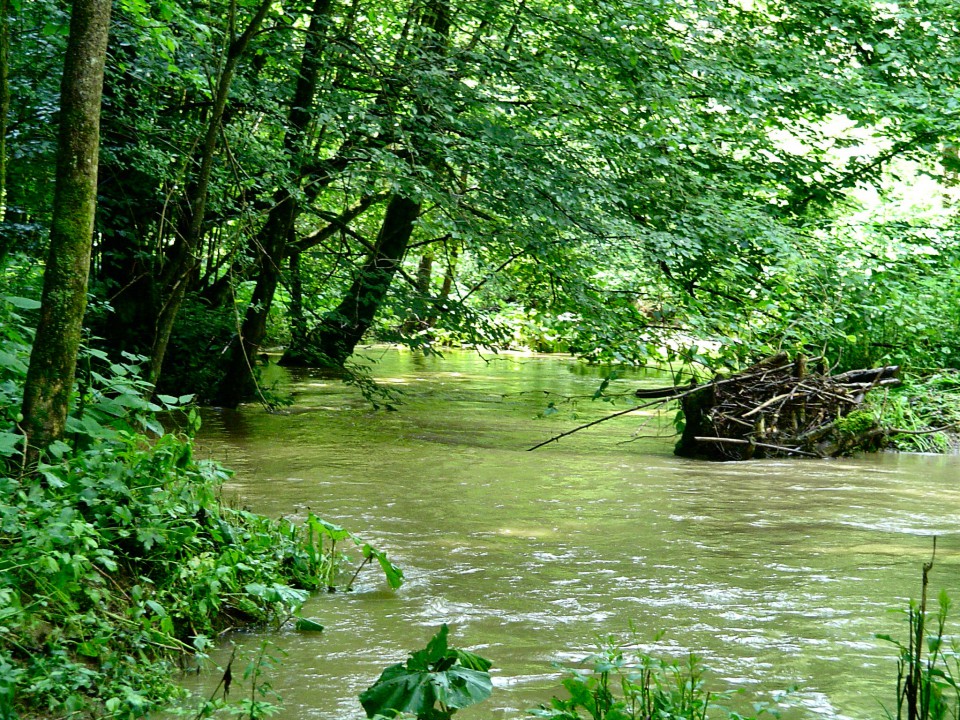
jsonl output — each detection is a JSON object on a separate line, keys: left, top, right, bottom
{"left": 0, "top": 295, "right": 398, "bottom": 719}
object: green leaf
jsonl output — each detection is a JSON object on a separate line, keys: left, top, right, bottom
{"left": 423, "top": 623, "right": 450, "bottom": 665}
{"left": 453, "top": 649, "right": 493, "bottom": 672}
{"left": 363, "top": 544, "right": 405, "bottom": 589}
{"left": 309, "top": 514, "right": 351, "bottom": 542}
{"left": 359, "top": 625, "right": 492, "bottom": 719}
{"left": 0, "top": 432, "right": 22, "bottom": 457}
{"left": 359, "top": 661, "right": 492, "bottom": 719}
{"left": 2, "top": 296, "right": 41, "bottom": 310}
{"left": 76, "top": 641, "right": 101, "bottom": 658}
{"left": 295, "top": 617, "right": 325, "bottom": 632}
{"left": 0, "top": 351, "right": 27, "bottom": 374}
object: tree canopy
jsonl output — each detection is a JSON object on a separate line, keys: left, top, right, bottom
{"left": 6, "top": 0, "right": 960, "bottom": 403}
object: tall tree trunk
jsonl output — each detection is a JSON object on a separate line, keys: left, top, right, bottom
{"left": 402, "top": 251, "right": 433, "bottom": 334}
{"left": 21, "top": 0, "right": 111, "bottom": 457}
{"left": 0, "top": 0, "right": 8, "bottom": 229}
{"left": 297, "top": 194, "right": 421, "bottom": 367}
{"left": 288, "top": 250, "right": 307, "bottom": 351}
{"left": 148, "top": 0, "right": 272, "bottom": 385}
{"left": 213, "top": 0, "right": 331, "bottom": 406}
{"left": 426, "top": 244, "right": 457, "bottom": 328}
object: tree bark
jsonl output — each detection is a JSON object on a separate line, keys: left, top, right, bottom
{"left": 148, "top": 0, "right": 272, "bottom": 385}
{"left": 286, "top": 194, "right": 421, "bottom": 367}
{"left": 212, "top": 0, "right": 332, "bottom": 406}
{"left": 288, "top": 250, "right": 307, "bottom": 352}
{"left": 402, "top": 251, "right": 433, "bottom": 334}
{"left": 21, "top": 0, "right": 112, "bottom": 456}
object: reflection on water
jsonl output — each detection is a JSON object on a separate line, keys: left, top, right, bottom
{"left": 190, "top": 348, "right": 960, "bottom": 720}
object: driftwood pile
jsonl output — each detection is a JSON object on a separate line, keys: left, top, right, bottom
{"left": 660, "top": 353, "right": 900, "bottom": 460}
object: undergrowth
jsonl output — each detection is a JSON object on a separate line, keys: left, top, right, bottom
{"left": 869, "top": 373, "right": 960, "bottom": 452}
{"left": 531, "top": 633, "right": 787, "bottom": 720}
{"left": 879, "top": 543, "right": 959, "bottom": 720}
{"left": 0, "top": 295, "right": 401, "bottom": 719}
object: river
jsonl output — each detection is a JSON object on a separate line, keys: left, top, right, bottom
{"left": 189, "top": 348, "right": 960, "bottom": 720}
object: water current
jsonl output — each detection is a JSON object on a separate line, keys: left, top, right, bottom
{"left": 190, "top": 348, "right": 960, "bottom": 720}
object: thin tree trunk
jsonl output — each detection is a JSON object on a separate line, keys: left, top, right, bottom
{"left": 289, "top": 250, "right": 307, "bottom": 350}
{"left": 213, "top": 0, "right": 331, "bottom": 406}
{"left": 402, "top": 251, "right": 433, "bottom": 334}
{"left": 148, "top": 0, "right": 272, "bottom": 385}
{"left": 426, "top": 244, "right": 457, "bottom": 328}
{"left": 21, "top": 0, "right": 111, "bottom": 456}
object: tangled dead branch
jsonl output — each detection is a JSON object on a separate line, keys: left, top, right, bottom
{"left": 527, "top": 352, "right": 954, "bottom": 457}
{"left": 672, "top": 352, "right": 901, "bottom": 459}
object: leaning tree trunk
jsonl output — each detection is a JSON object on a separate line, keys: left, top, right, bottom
{"left": 284, "top": 194, "right": 421, "bottom": 367}
{"left": 213, "top": 0, "right": 332, "bottom": 407}
{"left": 21, "top": 0, "right": 111, "bottom": 457}
{"left": 281, "top": 0, "right": 449, "bottom": 368}
{"left": 147, "top": 0, "right": 272, "bottom": 386}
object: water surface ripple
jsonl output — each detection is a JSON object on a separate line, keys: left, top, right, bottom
{"left": 192, "top": 349, "right": 960, "bottom": 720}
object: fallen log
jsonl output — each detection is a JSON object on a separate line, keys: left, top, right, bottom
{"left": 831, "top": 366, "right": 900, "bottom": 385}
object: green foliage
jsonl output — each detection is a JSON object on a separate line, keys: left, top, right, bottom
{"left": 836, "top": 409, "right": 878, "bottom": 438}
{"left": 359, "top": 624, "right": 493, "bottom": 720}
{"left": 0, "top": 312, "right": 403, "bottom": 718}
{"left": 305, "top": 514, "right": 404, "bottom": 592}
{"left": 14, "top": 0, "right": 960, "bottom": 399}
{"left": 155, "top": 296, "right": 237, "bottom": 404}
{"left": 532, "top": 635, "right": 785, "bottom": 720}
{"left": 877, "top": 551, "right": 959, "bottom": 720}
{"left": 178, "top": 643, "right": 286, "bottom": 720}
{"left": 868, "top": 374, "right": 960, "bottom": 453}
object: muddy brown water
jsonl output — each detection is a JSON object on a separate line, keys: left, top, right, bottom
{"left": 186, "top": 348, "right": 960, "bottom": 720}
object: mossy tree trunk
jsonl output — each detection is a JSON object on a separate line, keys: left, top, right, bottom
{"left": 21, "top": 0, "right": 112, "bottom": 456}
{"left": 0, "top": 0, "right": 8, "bottom": 230}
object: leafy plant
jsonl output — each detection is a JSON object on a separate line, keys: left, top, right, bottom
{"left": 532, "top": 634, "right": 785, "bottom": 720}
{"left": 878, "top": 541, "right": 959, "bottom": 720}
{"left": 869, "top": 374, "right": 960, "bottom": 453}
{"left": 0, "top": 318, "right": 404, "bottom": 718}
{"left": 305, "top": 515, "right": 404, "bottom": 592}
{"left": 359, "top": 624, "right": 493, "bottom": 720}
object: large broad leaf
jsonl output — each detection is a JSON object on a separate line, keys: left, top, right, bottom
{"left": 363, "top": 544, "right": 405, "bottom": 590}
{"left": 359, "top": 663, "right": 492, "bottom": 719}
{"left": 1, "top": 295, "right": 41, "bottom": 310}
{"left": 360, "top": 662, "right": 439, "bottom": 718}
{"left": 308, "top": 514, "right": 351, "bottom": 542}
{"left": 359, "top": 625, "right": 493, "bottom": 719}
{"left": 0, "top": 432, "right": 23, "bottom": 458}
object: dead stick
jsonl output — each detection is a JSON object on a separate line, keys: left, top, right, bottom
{"left": 626, "top": 363, "right": 799, "bottom": 407}
{"left": 719, "top": 414, "right": 754, "bottom": 428}
{"left": 527, "top": 402, "right": 653, "bottom": 451}
{"left": 693, "top": 436, "right": 822, "bottom": 458}
{"left": 741, "top": 392, "right": 794, "bottom": 418}
{"left": 796, "top": 382, "right": 857, "bottom": 404}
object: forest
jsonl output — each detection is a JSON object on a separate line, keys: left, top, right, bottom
{"left": 2, "top": 0, "right": 960, "bottom": 718}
